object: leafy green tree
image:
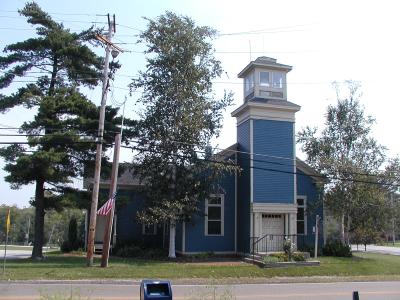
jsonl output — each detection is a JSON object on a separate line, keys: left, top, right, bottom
{"left": 130, "top": 12, "right": 236, "bottom": 258}
{"left": 298, "top": 81, "right": 386, "bottom": 243}
{"left": 0, "top": 2, "right": 123, "bottom": 259}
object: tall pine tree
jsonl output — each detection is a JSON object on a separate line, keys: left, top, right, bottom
{"left": 0, "top": 2, "right": 122, "bottom": 259}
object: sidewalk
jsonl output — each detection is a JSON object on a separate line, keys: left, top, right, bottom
{"left": 351, "top": 244, "right": 400, "bottom": 256}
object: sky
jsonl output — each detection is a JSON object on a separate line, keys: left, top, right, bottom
{"left": 1, "top": 0, "right": 400, "bottom": 207}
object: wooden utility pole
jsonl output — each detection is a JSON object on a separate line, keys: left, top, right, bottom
{"left": 101, "top": 133, "right": 121, "bottom": 267}
{"left": 86, "top": 14, "right": 116, "bottom": 267}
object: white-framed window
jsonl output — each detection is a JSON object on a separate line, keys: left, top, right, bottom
{"left": 259, "top": 71, "right": 270, "bottom": 87}
{"left": 142, "top": 224, "right": 157, "bottom": 235}
{"left": 205, "top": 194, "right": 224, "bottom": 236}
{"left": 272, "top": 72, "right": 283, "bottom": 88}
{"left": 258, "top": 71, "right": 284, "bottom": 90}
{"left": 297, "top": 197, "right": 307, "bottom": 235}
{"left": 245, "top": 72, "right": 254, "bottom": 93}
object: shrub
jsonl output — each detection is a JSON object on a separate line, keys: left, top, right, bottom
{"left": 269, "top": 252, "right": 289, "bottom": 262}
{"left": 263, "top": 255, "right": 280, "bottom": 264}
{"left": 291, "top": 252, "right": 306, "bottom": 261}
{"left": 115, "top": 245, "right": 143, "bottom": 258}
{"left": 322, "top": 240, "right": 352, "bottom": 257}
{"left": 60, "top": 240, "right": 72, "bottom": 253}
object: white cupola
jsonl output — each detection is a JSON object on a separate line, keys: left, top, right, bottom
{"left": 238, "top": 56, "right": 292, "bottom": 102}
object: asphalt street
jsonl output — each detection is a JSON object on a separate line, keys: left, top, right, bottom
{"left": 0, "top": 281, "right": 399, "bottom": 300}
{"left": 351, "top": 244, "right": 400, "bottom": 255}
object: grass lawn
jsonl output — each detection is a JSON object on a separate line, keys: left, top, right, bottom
{"left": 1, "top": 252, "right": 400, "bottom": 281}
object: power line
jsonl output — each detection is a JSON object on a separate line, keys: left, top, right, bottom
{"left": 1, "top": 139, "right": 398, "bottom": 187}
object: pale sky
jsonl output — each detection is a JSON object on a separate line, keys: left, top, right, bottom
{"left": 1, "top": 0, "right": 400, "bottom": 207}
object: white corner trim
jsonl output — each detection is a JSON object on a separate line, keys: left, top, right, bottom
{"left": 250, "top": 119, "right": 254, "bottom": 204}
{"left": 293, "top": 122, "right": 297, "bottom": 204}
{"left": 234, "top": 152, "right": 238, "bottom": 253}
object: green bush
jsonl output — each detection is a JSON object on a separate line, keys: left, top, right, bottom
{"left": 322, "top": 240, "right": 352, "bottom": 257}
{"left": 262, "top": 255, "right": 280, "bottom": 264}
{"left": 291, "top": 252, "right": 306, "bottom": 261}
{"left": 115, "top": 245, "right": 143, "bottom": 258}
{"left": 269, "top": 252, "right": 289, "bottom": 262}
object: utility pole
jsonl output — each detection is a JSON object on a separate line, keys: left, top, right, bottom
{"left": 86, "top": 14, "right": 120, "bottom": 267}
{"left": 101, "top": 133, "right": 121, "bottom": 267}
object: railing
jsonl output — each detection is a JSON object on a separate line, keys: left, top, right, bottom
{"left": 251, "top": 234, "right": 304, "bottom": 254}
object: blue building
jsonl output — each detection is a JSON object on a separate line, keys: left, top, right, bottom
{"left": 91, "top": 57, "right": 324, "bottom": 255}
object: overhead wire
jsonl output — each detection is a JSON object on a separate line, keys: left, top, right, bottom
{"left": 2, "top": 130, "right": 399, "bottom": 180}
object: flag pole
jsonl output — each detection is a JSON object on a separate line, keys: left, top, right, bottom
{"left": 101, "top": 133, "right": 121, "bottom": 267}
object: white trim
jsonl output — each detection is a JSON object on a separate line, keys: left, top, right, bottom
{"left": 296, "top": 195, "right": 307, "bottom": 235}
{"left": 232, "top": 101, "right": 300, "bottom": 126}
{"left": 142, "top": 223, "right": 157, "bottom": 235}
{"left": 182, "top": 221, "right": 186, "bottom": 253}
{"left": 234, "top": 152, "right": 238, "bottom": 253}
{"left": 251, "top": 203, "right": 298, "bottom": 214}
{"left": 293, "top": 122, "right": 297, "bottom": 204}
{"left": 205, "top": 194, "right": 225, "bottom": 236}
{"left": 250, "top": 119, "right": 254, "bottom": 203}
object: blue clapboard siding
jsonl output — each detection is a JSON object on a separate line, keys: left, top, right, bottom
{"left": 296, "top": 169, "right": 324, "bottom": 248}
{"left": 175, "top": 221, "right": 182, "bottom": 252}
{"left": 184, "top": 168, "right": 236, "bottom": 252}
{"left": 253, "top": 119, "right": 294, "bottom": 203}
{"left": 237, "top": 121, "right": 251, "bottom": 253}
{"left": 115, "top": 190, "right": 163, "bottom": 248}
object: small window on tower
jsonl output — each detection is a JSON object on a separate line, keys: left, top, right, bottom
{"left": 245, "top": 73, "right": 254, "bottom": 93}
{"left": 259, "top": 71, "right": 270, "bottom": 87}
{"left": 273, "top": 72, "right": 283, "bottom": 88}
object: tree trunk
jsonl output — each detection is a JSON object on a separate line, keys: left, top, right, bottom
{"left": 340, "top": 214, "right": 345, "bottom": 243}
{"left": 346, "top": 214, "right": 351, "bottom": 245}
{"left": 168, "top": 219, "right": 176, "bottom": 259}
{"left": 31, "top": 179, "right": 45, "bottom": 259}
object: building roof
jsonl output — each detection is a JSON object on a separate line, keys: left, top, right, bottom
{"left": 238, "top": 56, "right": 292, "bottom": 78}
{"left": 296, "top": 158, "right": 326, "bottom": 183}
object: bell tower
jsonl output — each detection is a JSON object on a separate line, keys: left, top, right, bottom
{"left": 233, "top": 57, "right": 300, "bottom": 252}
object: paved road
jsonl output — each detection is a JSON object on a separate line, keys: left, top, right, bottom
{"left": 351, "top": 244, "right": 400, "bottom": 255}
{"left": 0, "top": 281, "right": 399, "bottom": 300}
{"left": 0, "top": 247, "right": 59, "bottom": 259}
{"left": 0, "top": 249, "right": 32, "bottom": 259}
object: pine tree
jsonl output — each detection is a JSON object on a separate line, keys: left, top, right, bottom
{"left": 0, "top": 2, "right": 122, "bottom": 259}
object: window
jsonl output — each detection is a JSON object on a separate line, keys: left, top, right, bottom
{"left": 245, "top": 73, "right": 254, "bottom": 93}
{"left": 205, "top": 194, "right": 224, "bottom": 236}
{"left": 142, "top": 224, "right": 157, "bottom": 235}
{"left": 259, "top": 71, "right": 270, "bottom": 87}
{"left": 297, "top": 198, "right": 306, "bottom": 235}
{"left": 272, "top": 72, "right": 283, "bottom": 88}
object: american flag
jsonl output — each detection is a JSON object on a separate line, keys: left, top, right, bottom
{"left": 97, "top": 192, "right": 117, "bottom": 216}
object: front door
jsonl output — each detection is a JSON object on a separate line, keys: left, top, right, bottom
{"left": 261, "top": 214, "right": 284, "bottom": 252}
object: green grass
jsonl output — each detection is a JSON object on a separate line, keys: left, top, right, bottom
{"left": 1, "top": 252, "right": 400, "bottom": 281}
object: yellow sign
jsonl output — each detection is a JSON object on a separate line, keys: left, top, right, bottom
{"left": 6, "top": 209, "right": 10, "bottom": 234}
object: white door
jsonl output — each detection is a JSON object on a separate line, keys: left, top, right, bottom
{"left": 261, "top": 214, "right": 284, "bottom": 252}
